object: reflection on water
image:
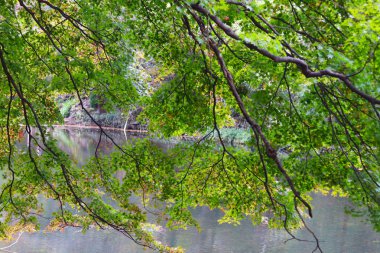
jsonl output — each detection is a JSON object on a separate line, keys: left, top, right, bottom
{"left": 1, "top": 127, "right": 379, "bottom": 253}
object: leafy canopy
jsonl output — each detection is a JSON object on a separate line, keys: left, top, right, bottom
{"left": 0, "top": 0, "right": 379, "bottom": 252}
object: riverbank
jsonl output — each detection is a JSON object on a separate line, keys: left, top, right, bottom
{"left": 57, "top": 95, "right": 147, "bottom": 130}
{"left": 57, "top": 95, "right": 251, "bottom": 144}
{"left": 53, "top": 124, "right": 148, "bottom": 133}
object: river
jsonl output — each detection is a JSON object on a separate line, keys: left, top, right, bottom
{"left": 0, "top": 127, "right": 379, "bottom": 253}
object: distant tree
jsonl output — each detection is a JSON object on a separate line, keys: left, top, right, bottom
{"left": 0, "top": 1, "right": 379, "bottom": 252}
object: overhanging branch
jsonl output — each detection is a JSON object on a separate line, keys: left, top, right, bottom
{"left": 190, "top": 3, "right": 380, "bottom": 105}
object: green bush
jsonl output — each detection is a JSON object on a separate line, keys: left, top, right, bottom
{"left": 94, "top": 113, "right": 124, "bottom": 128}
{"left": 89, "top": 93, "right": 107, "bottom": 109}
{"left": 75, "top": 111, "right": 125, "bottom": 128}
{"left": 89, "top": 93, "right": 99, "bottom": 109}
{"left": 60, "top": 98, "right": 77, "bottom": 118}
{"left": 219, "top": 128, "right": 251, "bottom": 145}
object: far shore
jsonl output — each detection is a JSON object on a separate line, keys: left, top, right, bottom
{"left": 52, "top": 124, "right": 148, "bottom": 133}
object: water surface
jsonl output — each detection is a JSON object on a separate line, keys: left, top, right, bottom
{"left": 1, "top": 127, "right": 378, "bottom": 253}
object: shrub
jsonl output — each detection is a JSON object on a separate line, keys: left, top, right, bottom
{"left": 60, "top": 98, "right": 77, "bottom": 118}
{"left": 219, "top": 128, "right": 251, "bottom": 145}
